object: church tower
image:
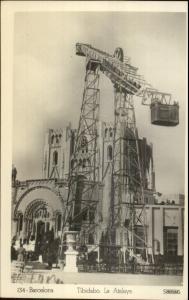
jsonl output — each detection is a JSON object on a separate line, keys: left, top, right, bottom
{"left": 43, "top": 125, "right": 73, "bottom": 179}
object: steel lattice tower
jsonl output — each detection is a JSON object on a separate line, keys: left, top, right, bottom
{"left": 110, "top": 85, "right": 148, "bottom": 259}
{"left": 61, "top": 58, "right": 101, "bottom": 248}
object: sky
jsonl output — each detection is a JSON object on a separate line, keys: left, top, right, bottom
{"left": 13, "top": 11, "right": 186, "bottom": 195}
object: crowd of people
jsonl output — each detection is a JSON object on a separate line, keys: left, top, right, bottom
{"left": 11, "top": 236, "right": 37, "bottom": 262}
{"left": 11, "top": 233, "right": 155, "bottom": 274}
{"left": 11, "top": 232, "right": 61, "bottom": 270}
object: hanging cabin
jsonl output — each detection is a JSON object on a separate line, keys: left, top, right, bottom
{"left": 150, "top": 101, "right": 179, "bottom": 126}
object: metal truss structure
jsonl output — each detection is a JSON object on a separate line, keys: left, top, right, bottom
{"left": 110, "top": 87, "right": 148, "bottom": 255}
{"left": 49, "top": 166, "right": 60, "bottom": 179}
{"left": 141, "top": 88, "right": 173, "bottom": 106}
{"left": 60, "top": 58, "right": 101, "bottom": 251}
{"left": 60, "top": 43, "right": 178, "bottom": 261}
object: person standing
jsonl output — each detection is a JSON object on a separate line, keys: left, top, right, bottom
{"left": 17, "top": 243, "right": 26, "bottom": 262}
{"left": 14, "top": 239, "right": 20, "bottom": 251}
{"left": 11, "top": 242, "right": 17, "bottom": 261}
{"left": 130, "top": 255, "right": 137, "bottom": 274}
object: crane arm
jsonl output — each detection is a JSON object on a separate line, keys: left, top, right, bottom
{"left": 76, "top": 43, "right": 177, "bottom": 107}
{"left": 76, "top": 43, "right": 146, "bottom": 95}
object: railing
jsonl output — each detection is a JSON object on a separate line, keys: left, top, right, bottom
{"left": 77, "top": 263, "right": 183, "bottom": 275}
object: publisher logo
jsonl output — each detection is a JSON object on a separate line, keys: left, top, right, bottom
{"left": 163, "top": 289, "right": 180, "bottom": 294}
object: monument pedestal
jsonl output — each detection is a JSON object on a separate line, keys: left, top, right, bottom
{"left": 63, "top": 231, "right": 78, "bottom": 273}
{"left": 64, "top": 250, "right": 78, "bottom": 273}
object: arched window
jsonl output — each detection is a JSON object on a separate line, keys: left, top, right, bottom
{"left": 80, "top": 135, "right": 88, "bottom": 152}
{"left": 88, "top": 233, "right": 94, "bottom": 244}
{"left": 53, "top": 151, "right": 58, "bottom": 165}
{"left": 55, "top": 135, "right": 59, "bottom": 143}
{"left": 105, "top": 128, "right": 108, "bottom": 137}
{"left": 82, "top": 159, "right": 86, "bottom": 168}
{"left": 89, "top": 209, "right": 95, "bottom": 222}
{"left": 57, "top": 215, "right": 61, "bottom": 231}
{"left": 109, "top": 128, "right": 113, "bottom": 137}
{"left": 71, "top": 159, "right": 74, "bottom": 169}
{"left": 82, "top": 210, "right": 88, "bottom": 221}
{"left": 19, "top": 214, "right": 23, "bottom": 232}
{"left": 107, "top": 145, "right": 113, "bottom": 160}
{"left": 46, "top": 222, "right": 50, "bottom": 232}
{"left": 51, "top": 135, "right": 54, "bottom": 144}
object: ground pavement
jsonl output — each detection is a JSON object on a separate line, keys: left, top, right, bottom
{"left": 49, "top": 270, "right": 183, "bottom": 286}
{"left": 12, "top": 261, "right": 183, "bottom": 285}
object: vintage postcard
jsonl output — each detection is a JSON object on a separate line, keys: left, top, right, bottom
{"left": 1, "top": 1, "right": 188, "bottom": 299}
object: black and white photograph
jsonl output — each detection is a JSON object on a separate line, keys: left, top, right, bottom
{"left": 1, "top": 1, "right": 188, "bottom": 299}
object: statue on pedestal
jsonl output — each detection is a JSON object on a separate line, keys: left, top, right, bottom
{"left": 12, "top": 165, "right": 17, "bottom": 187}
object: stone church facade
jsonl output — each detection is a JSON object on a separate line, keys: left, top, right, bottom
{"left": 12, "top": 121, "right": 184, "bottom": 261}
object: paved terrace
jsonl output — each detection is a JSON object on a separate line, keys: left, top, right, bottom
{"left": 11, "top": 262, "right": 183, "bottom": 285}
{"left": 45, "top": 271, "right": 183, "bottom": 286}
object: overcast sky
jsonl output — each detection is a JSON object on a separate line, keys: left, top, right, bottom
{"left": 13, "top": 11, "right": 186, "bottom": 195}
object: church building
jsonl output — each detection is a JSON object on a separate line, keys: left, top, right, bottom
{"left": 11, "top": 121, "right": 184, "bottom": 263}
